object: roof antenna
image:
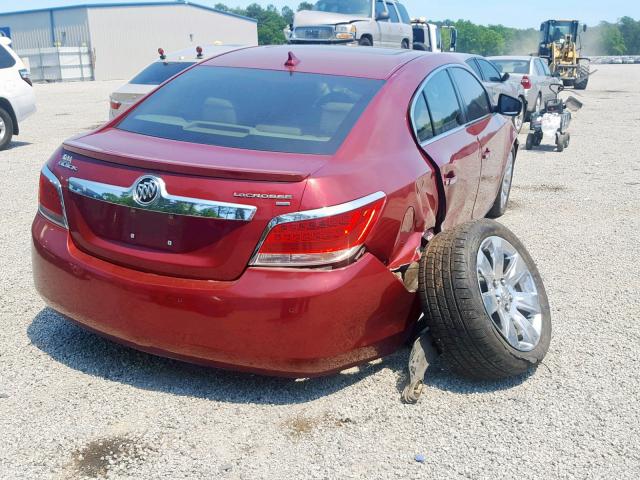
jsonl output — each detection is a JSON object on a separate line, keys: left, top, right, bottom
{"left": 285, "top": 51, "right": 300, "bottom": 68}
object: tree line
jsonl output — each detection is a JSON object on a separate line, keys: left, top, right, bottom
{"left": 213, "top": 2, "right": 640, "bottom": 56}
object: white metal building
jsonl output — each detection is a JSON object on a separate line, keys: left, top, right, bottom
{"left": 0, "top": 1, "right": 258, "bottom": 81}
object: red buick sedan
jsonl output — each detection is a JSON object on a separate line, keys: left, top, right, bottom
{"left": 33, "top": 46, "right": 550, "bottom": 379}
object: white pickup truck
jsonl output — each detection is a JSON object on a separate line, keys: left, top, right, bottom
{"left": 286, "top": 0, "right": 413, "bottom": 49}
{"left": 285, "top": 0, "right": 456, "bottom": 53}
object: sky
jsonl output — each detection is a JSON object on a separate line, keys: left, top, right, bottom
{"left": 0, "top": 0, "right": 638, "bottom": 29}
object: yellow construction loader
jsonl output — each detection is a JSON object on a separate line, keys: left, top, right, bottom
{"left": 538, "top": 19, "right": 590, "bottom": 90}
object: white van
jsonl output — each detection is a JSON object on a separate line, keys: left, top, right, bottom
{"left": 0, "top": 37, "right": 36, "bottom": 150}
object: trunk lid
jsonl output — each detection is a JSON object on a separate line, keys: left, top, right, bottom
{"left": 58, "top": 129, "right": 325, "bottom": 280}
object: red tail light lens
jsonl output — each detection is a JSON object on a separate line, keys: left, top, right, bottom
{"left": 252, "top": 192, "right": 385, "bottom": 267}
{"left": 521, "top": 75, "right": 532, "bottom": 89}
{"left": 110, "top": 99, "right": 121, "bottom": 110}
{"left": 38, "top": 166, "right": 67, "bottom": 228}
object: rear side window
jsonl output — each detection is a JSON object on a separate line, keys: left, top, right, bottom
{"left": 412, "top": 94, "right": 434, "bottom": 142}
{"left": 540, "top": 60, "right": 551, "bottom": 76}
{"left": 386, "top": 2, "right": 399, "bottom": 22}
{"left": 449, "top": 68, "right": 492, "bottom": 121}
{"left": 118, "top": 66, "right": 384, "bottom": 155}
{"left": 476, "top": 59, "right": 502, "bottom": 82}
{"left": 129, "top": 61, "right": 195, "bottom": 85}
{"left": 396, "top": 3, "right": 411, "bottom": 24}
{"left": 0, "top": 44, "right": 16, "bottom": 68}
{"left": 465, "top": 59, "right": 482, "bottom": 78}
{"left": 423, "top": 69, "right": 463, "bottom": 136}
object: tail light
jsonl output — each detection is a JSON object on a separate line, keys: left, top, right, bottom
{"left": 196, "top": 46, "right": 203, "bottom": 58}
{"left": 38, "top": 165, "right": 67, "bottom": 228}
{"left": 251, "top": 192, "right": 385, "bottom": 267}
{"left": 521, "top": 75, "right": 532, "bottom": 89}
{"left": 110, "top": 98, "right": 122, "bottom": 111}
{"left": 18, "top": 68, "right": 32, "bottom": 86}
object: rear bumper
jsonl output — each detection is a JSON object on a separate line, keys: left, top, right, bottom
{"left": 32, "top": 214, "right": 417, "bottom": 377}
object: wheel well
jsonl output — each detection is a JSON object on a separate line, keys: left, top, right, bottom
{"left": 0, "top": 98, "right": 18, "bottom": 135}
{"left": 360, "top": 34, "right": 373, "bottom": 44}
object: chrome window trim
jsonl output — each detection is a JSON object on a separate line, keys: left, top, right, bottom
{"left": 68, "top": 176, "right": 257, "bottom": 221}
{"left": 39, "top": 165, "right": 68, "bottom": 229}
{"left": 409, "top": 63, "right": 494, "bottom": 148}
{"left": 249, "top": 191, "right": 386, "bottom": 265}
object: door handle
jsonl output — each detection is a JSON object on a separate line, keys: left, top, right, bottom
{"left": 443, "top": 171, "right": 457, "bottom": 186}
{"left": 482, "top": 148, "right": 491, "bottom": 160}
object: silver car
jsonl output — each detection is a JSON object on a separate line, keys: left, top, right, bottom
{"left": 109, "top": 44, "right": 245, "bottom": 119}
{"left": 458, "top": 54, "right": 527, "bottom": 132}
{"left": 488, "top": 56, "right": 562, "bottom": 120}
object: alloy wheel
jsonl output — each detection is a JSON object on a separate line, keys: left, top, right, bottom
{"left": 476, "top": 236, "right": 542, "bottom": 351}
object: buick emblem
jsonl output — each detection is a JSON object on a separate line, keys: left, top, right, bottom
{"left": 133, "top": 176, "right": 161, "bottom": 206}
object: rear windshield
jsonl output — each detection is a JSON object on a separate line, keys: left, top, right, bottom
{"left": 491, "top": 60, "right": 530, "bottom": 75}
{"left": 117, "top": 66, "right": 384, "bottom": 155}
{"left": 129, "top": 61, "right": 195, "bottom": 85}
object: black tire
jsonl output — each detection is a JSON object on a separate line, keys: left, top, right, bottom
{"left": 413, "top": 42, "right": 427, "bottom": 51}
{"left": 418, "top": 219, "right": 551, "bottom": 380}
{"left": 0, "top": 107, "right": 14, "bottom": 151}
{"left": 574, "top": 65, "right": 589, "bottom": 90}
{"left": 486, "top": 149, "right": 515, "bottom": 218}
{"left": 556, "top": 133, "right": 564, "bottom": 152}
{"left": 534, "top": 131, "right": 543, "bottom": 146}
{"left": 512, "top": 96, "right": 526, "bottom": 133}
{"left": 525, "top": 133, "right": 535, "bottom": 150}
{"left": 358, "top": 36, "right": 372, "bottom": 47}
{"left": 401, "top": 39, "right": 410, "bottom": 49}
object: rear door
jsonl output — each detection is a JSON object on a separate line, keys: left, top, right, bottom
{"left": 412, "top": 68, "right": 482, "bottom": 230}
{"left": 535, "top": 58, "right": 555, "bottom": 105}
{"left": 449, "top": 67, "right": 511, "bottom": 218}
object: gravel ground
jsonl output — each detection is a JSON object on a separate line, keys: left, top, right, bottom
{"left": 1, "top": 65, "right": 639, "bottom": 480}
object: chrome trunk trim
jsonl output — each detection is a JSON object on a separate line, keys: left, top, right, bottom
{"left": 68, "top": 176, "right": 257, "bottom": 221}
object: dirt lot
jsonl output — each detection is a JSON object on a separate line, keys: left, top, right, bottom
{"left": 1, "top": 65, "right": 639, "bottom": 479}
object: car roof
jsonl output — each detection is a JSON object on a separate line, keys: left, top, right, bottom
{"left": 487, "top": 55, "right": 534, "bottom": 61}
{"left": 202, "top": 45, "right": 426, "bottom": 80}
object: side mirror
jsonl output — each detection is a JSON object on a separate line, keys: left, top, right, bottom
{"left": 450, "top": 28, "right": 458, "bottom": 52}
{"left": 583, "top": 24, "right": 587, "bottom": 32}
{"left": 376, "top": 11, "right": 389, "bottom": 21}
{"left": 495, "top": 94, "right": 522, "bottom": 117}
{"left": 501, "top": 72, "right": 510, "bottom": 82}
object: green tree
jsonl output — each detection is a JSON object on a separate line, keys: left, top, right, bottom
{"left": 619, "top": 16, "right": 640, "bottom": 54}
{"left": 602, "top": 23, "right": 627, "bottom": 55}
{"left": 297, "top": 2, "right": 314, "bottom": 12}
{"left": 282, "top": 6, "right": 294, "bottom": 25}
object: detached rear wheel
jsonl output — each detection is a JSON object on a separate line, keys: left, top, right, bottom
{"left": 418, "top": 220, "right": 551, "bottom": 380}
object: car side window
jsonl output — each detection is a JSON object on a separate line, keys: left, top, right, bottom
{"left": 533, "top": 59, "right": 544, "bottom": 75}
{"left": 423, "top": 69, "right": 464, "bottom": 136}
{"left": 449, "top": 67, "right": 492, "bottom": 122}
{"left": 395, "top": 3, "right": 411, "bottom": 24}
{"left": 465, "top": 59, "right": 483, "bottom": 78}
{"left": 477, "top": 59, "right": 503, "bottom": 82}
{"left": 386, "top": 2, "right": 399, "bottom": 23}
{"left": 375, "top": 0, "right": 388, "bottom": 21}
{"left": 0, "top": 45, "right": 16, "bottom": 69}
{"left": 412, "top": 93, "right": 434, "bottom": 142}
{"left": 539, "top": 59, "right": 551, "bottom": 76}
